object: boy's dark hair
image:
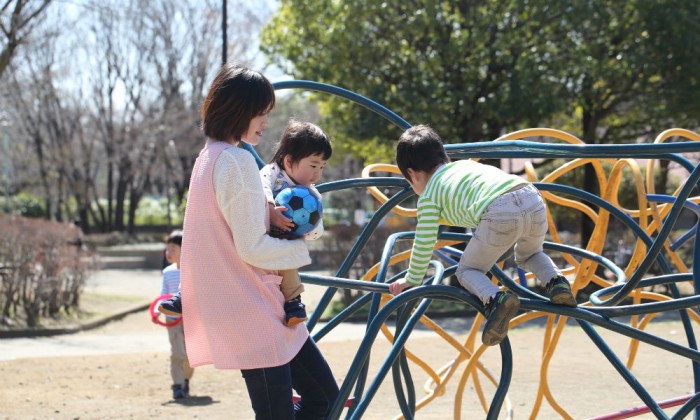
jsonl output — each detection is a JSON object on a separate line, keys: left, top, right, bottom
{"left": 271, "top": 119, "right": 333, "bottom": 168}
{"left": 200, "top": 63, "right": 275, "bottom": 142}
{"left": 166, "top": 230, "right": 183, "bottom": 247}
{"left": 396, "top": 125, "right": 449, "bottom": 181}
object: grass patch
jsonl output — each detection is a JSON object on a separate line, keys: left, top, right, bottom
{"left": 0, "top": 293, "right": 144, "bottom": 331}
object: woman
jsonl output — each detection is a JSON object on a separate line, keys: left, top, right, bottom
{"left": 180, "top": 63, "right": 339, "bottom": 419}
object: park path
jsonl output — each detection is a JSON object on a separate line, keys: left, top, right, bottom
{"left": 1, "top": 270, "right": 697, "bottom": 418}
{"left": 0, "top": 268, "right": 432, "bottom": 361}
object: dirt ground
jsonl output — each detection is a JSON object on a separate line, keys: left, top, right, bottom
{"left": 1, "top": 308, "right": 699, "bottom": 420}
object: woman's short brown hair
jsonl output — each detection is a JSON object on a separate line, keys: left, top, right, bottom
{"left": 200, "top": 63, "right": 275, "bottom": 142}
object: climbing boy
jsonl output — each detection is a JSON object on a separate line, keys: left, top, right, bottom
{"left": 389, "top": 125, "right": 576, "bottom": 346}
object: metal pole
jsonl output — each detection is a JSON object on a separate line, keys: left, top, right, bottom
{"left": 222, "top": 0, "right": 227, "bottom": 65}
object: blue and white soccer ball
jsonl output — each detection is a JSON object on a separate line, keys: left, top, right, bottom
{"left": 275, "top": 185, "right": 323, "bottom": 236}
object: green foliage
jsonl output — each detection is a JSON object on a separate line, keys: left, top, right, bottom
{"left": 134, "top": 196, "right": 184, "bottom": 226}
{"left": 262, "top": 0, "right": 700, "bottom": 164}
{"left": 541, "top": 1, "right": 700, "bottom": 143}
{"left": 262, "top": 0, "right": 563, "bottom": 162}
{"left": 13, "top": 192, "right": 46, "bottom": 218}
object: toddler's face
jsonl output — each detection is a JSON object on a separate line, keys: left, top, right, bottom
{"left": 285, "top": 153, "right": 327, "bottom": 186}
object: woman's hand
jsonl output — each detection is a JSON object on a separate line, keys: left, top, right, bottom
{"left": 270, "top": 203, "right": 295, "bottom": 231}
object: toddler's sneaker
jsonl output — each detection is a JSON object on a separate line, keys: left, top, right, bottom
{"left": 482, "top": 291, "right": 520, "bottom": 346}
{"left": 158, "top": 292, "right": 182, "bottom": 317}
{"left": 546, "top": 276, "right": 577, "bottom": 307}
{"left": 284, "top": 296, "right": 308, "bottom": 327}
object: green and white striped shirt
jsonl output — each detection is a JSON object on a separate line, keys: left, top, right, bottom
{"left": 404, "top": 160, "right": 528, "bottom": 286}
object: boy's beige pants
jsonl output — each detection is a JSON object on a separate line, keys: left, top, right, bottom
{"left": 167, "top": 322, "right": 194, "bottom": 386}
{"left": 279, "top": 268, "right": 305, "bottom": 301}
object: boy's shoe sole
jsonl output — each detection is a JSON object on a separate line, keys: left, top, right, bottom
{"left": 158, "top": 304, "right": 182, "bottom": 317}
{"left": 550, "top": 289, "right": 577, "bottom": 307}
{"left": 286, "top": 316, "right": 308, "bottom": 327}
{"left": 482, "top": 294, "right": 520, "bottom": 346}
{"left": 284, "top": 298, "right": 307, "bottom": 327}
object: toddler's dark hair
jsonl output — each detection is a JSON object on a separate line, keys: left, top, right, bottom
{"left": 166, "top": 230, "right": 183, "bottom": 247}
{"left": 396, "top": 125, "right": 449, "bottom": 182}
{"left": 271, "top": 119, "right": 332, "bottom": 169}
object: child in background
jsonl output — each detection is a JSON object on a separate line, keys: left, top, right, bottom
{"left": 389, "top": 125, "right": 576, "bottom": 346}
{"left": 159, "top": 230, "right": 193, "bottom": 399}
{"left": 260, "top": 119, "right": 332, "bottom": 326}
{"left": 159, "top": 120, "right": 332, "bottom": 327}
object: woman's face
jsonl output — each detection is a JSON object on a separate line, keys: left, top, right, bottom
{"left": 241, "top": 112, "right": 270, "bottom": 146}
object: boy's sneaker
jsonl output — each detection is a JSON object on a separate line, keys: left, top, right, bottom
{"left": 172, "top": 384, "right": 186, "bottom": 400}
{"left": 546, "top": 276, "right": 577, "bottom": 307}
{"left": 158, "top": 292, "right": 182, "bottom": 317}
{"left": 284, "top": 296, "right": 308, "bottom": 327}
{"left": 482, "top": 291, "right": 520, "bottom": 346}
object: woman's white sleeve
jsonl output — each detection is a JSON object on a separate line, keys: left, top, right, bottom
{"left": 213, "top": 150, "right": 311, "bottom": 270}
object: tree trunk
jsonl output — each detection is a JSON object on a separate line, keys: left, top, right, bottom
{"left": 656, "top": 160, "right": 670, "bottom": 195}
{"left": 580, "top": 106, "right": 599, "bottom": 249}
{"left": 581, "top": 164, "right": 598, "bottom": 248}
{"left": 115, "top": 177, "right": 128, "bottom": 232}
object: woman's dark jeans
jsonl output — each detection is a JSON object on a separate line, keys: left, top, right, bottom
{"left": 241, "top": 337, "right": 340, "bottom": 419}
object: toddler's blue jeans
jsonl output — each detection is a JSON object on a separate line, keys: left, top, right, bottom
{"left": 241, "top": 336, "right": 339, "bottom": 419}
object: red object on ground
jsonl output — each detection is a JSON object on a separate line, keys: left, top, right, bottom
{"left": 292, "top": 395, "right": 355, "bottom": 408}
{"left": 588, "top": 394, "right": 693, "bottom": 420}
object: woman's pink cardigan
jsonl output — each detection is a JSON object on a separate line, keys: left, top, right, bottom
{"left": 180, "top": 141, "right": 310, "bottom": 369}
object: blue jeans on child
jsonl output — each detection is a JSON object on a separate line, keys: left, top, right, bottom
{"left": 456, "top": 184, "right": 561, "bottom": 304}
{"left": 241, "top": 336, "right": 339, "bottom": 419}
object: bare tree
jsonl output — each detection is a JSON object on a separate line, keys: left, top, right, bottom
{"left": 0, "top": 0, "right": 52, "bottom": 79}
{"left": 143, "top": 0, "right": 268, "bottom": 204}
{"left": 3, "top": 27, "right": 97, "bottom": 224}
{"left": 2, "top": 0, "right": 276, "bottom": 233}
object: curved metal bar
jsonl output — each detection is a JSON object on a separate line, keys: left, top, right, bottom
{"left": 577, "top": 320, "right": 666, "bottom": 418}
{"left": 595, "top": 162, "right": 700, "bottom": 306}
{"left": 273, "top": 80, "right": 412, "bottom": 130}
{"left": 315, "top": 177, "right": 407, "bottom": 194}
{"left": 244, "top": 80, "right": 700, "bottom": 418}
{"left": 533, "top": 182, "right": 699, "bottom": 370}
{"left": 358, "top": 264, "right": 447, "bottom": 419}
{"left": 301, "top": 169, "right": 699, "bottom": 418}
{"left": 535, "top": 183, "right": 674, "bottom": 275}
{"left": 520, "top": 299, "right": 700, "bottom": 362}
{"left": 446, "top": 140, "right": 700, "bottom": 159}
{"left": 305, "top": 187, "right": 414, "bottom": 331}
{"left": 390, "top": 307, "right": 418, "bottom": 419}
{"left": 324, "top": 285, "right": 512, "bottom": 420}
{"left": 646, "top": 194, "right": 700, "bottom": 251}
{"left": 302, "top": 273, "right": 700, "bottom": 417}
{"left": 671, "top": 392, "right": 700, "bottom": 420}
